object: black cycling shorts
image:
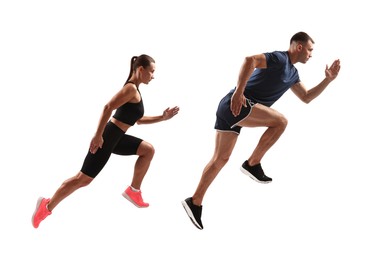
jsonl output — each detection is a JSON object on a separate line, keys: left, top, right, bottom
{"left": 80, "top": 121, "right": 143, "bottom": 178}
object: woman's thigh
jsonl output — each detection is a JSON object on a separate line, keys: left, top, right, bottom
{"left": 113, "top": 134, "right": 143, "bottom": 156}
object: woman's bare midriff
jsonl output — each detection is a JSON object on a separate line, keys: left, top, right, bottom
{"left": 110, "top": 118, "right": 132, "bottom": 132}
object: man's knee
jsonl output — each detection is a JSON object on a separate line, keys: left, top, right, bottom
{"left": 277, "top": 114, "right": 288, "bottom": 130}
{"left": 213, "top": 153, "right": 231, "bottom": 168}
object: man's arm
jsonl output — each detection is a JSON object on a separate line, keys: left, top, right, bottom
{"left": 231, "top": 54, "right": 267, "bottom": 116}
{"left": 291, "top": 59, "right": 340, "bottom": 104}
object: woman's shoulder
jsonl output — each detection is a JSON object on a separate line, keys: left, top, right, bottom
{"left": 122, "top": 82, "right": 138, "bottom": 92}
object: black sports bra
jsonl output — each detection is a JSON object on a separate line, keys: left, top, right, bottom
{"left": 112, "top": 82, "right": 144, "bottom": 126}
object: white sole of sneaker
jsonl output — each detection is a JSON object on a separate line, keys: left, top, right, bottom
{"left": 181, "top": 200, "right": 203, "bottom": 230}
{"left": 240, "top": 166, "right": 272, "bottom": 184}
{"left": 122, "top": 192, "right": 149, "bottom": 208}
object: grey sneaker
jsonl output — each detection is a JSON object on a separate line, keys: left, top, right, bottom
{"left": 182, "top": 197, "right": 203, "bottom": 230}
{"left": 240, "top": 161, "right": 272, "bottom": 183}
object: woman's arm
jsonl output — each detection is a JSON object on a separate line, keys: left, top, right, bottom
{"left": 137, "top": 106, "right": 180, "bottom": 125}
{"left": 89, "top": 84, "right": 138, "bottom": 153}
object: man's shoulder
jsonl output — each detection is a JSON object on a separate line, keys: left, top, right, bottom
{"left": 264, "top": 50, "right": 288, "bottom": 58}
{"left": 264, "top": 51, "right": 288, "bottom": 66}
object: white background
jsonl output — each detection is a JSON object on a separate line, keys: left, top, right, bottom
{"left": 1, "top": 0, "right": 373, "bottom": 259}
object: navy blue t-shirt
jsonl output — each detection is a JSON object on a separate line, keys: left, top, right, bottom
{"left": 243, "top": 51, "right": 300, "bottom": 107}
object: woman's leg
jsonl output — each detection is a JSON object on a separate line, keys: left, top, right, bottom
{"left": 113, "top": 134, "right": 155, "bottom": 190}
{"left": 47, "top": 172, "right": 93, "bottom": 211}
{"left": 32, "top": 121, "right": 123, "bottom": 228}
{"left": 130, "top": 141, "right": 155, "bottom": 190}
{"left": 32, "top": 171, "right": 94, "bottom": 228}
{"left": 113, "top": 135, "right": 154, "bottom": 207}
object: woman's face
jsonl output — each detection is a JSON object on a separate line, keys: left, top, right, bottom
{"left": 141, "top": 62, "right": 156, "bottom": 84}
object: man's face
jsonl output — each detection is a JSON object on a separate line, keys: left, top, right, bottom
{"left": 299, "top": 40, "right": 314, "bottom": 64}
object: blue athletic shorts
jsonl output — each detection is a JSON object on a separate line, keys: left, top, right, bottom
{"left": 214, "top": 90, "right": 255, "bottom": 134}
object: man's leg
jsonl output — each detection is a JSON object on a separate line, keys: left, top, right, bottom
{"left": 192, "top": 131, "right": 239, "bottom": 206}
{"left": 182, "top": 131, "right": 238, "bottom": 229}
{"left": 237, "top": 104, "right": 287, "bottom": 183}
{"left": 238, "top": 103, "right": 288, "bottom": 166}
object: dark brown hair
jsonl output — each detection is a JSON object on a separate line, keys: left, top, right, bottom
{"left": 126, "top": 54, "right": 155, "bottom": 83}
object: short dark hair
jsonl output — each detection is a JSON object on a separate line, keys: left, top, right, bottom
{"left": 290, "top": 32, "right": 314, "bottom": 44}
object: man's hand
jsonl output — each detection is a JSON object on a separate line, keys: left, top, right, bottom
{"left": 230, "top": 91, "right": 247, "bottom": 117}
{"left": 325, "top": 59, "right": 341, "bottom": 81}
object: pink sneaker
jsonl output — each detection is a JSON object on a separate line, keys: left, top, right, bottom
{"left": 32, "top": 197, "right": 51, "bottom": 228}
{"left": 122, "top": 186, "right": 149, "bottom": 208}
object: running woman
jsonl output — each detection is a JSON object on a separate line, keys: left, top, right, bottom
{"left": 32, "top": 54, "right": 179, "bottom": 228}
